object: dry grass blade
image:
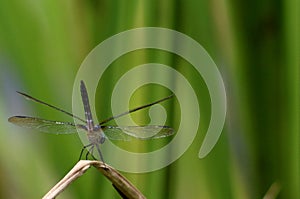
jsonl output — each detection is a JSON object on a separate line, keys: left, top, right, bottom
{"left": 42, "top": 160, "right": 146, "bottom": 199}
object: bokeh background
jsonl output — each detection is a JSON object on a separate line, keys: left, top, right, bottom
{"left": 0, "top": 1, "right": 299, "bottom": 199}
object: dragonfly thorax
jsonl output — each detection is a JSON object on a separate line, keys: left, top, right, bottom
{"left": 87, "top": 125, "right": 106, "bottom": 144}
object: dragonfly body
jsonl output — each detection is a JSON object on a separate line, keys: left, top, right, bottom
{"left": 79, "top": 81, "right": 106, "bottom": 160}
{"left": 8, "top": 80, "right": 174, "bottom": 162}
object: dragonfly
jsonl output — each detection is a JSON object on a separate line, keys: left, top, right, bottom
{"left": 8, "top": 80, "right": 174, "bottom": 162}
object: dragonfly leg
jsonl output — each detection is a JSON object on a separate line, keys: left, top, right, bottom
{"left": 78, "top": 143, "right": 93, "bottom": 161}
{"left": 95, "top": 143, "right": 106, "bottom": 167}
{"left": 88, "top": 145, "right": 100, "bottom": 161}
{"left": 86, "top": 145, "right": 94, "bottom": 160}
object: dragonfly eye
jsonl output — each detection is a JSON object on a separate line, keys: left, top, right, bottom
{"left": 100, "top": 136, "right": 105, "bottom": 144}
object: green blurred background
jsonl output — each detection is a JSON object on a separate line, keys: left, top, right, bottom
{"left": 0, "top": 0, "right": 299, "bottom": 198}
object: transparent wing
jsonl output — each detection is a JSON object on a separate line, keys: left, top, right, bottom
{"left": 103, "top": 125, "right": 174, "bottom": 141}
{"left": 8, "top": 116, "right": 83, "bottom": 134}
